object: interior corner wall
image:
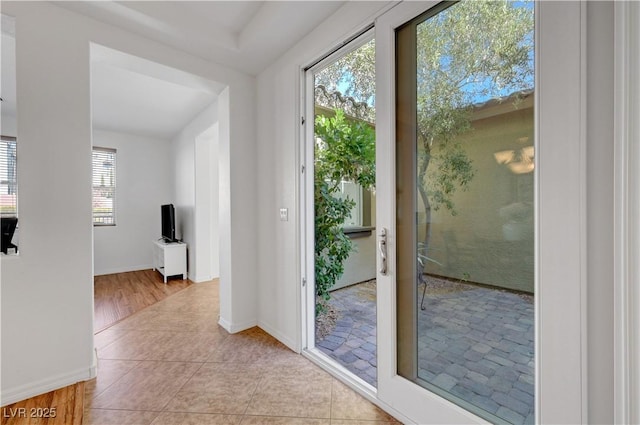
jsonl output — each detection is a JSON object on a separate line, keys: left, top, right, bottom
{"left": 195, "top": 123, "right": 220, "bottom": 281}
{"left": 217, "top": 88, "right": 232, "bottom": 328}
{"left": 0, "top": 1, "right": 257, "bottom": 404}
{"left": 173, "top": 123, "right": 195, "bottom": 271}
{"left": 255, "top": 2, "right": 394, "bottom": 351}
{"left": 172, "top": 101, "right": 219, "bottom": 283}
{"left": 219, "top": 83, "right": 259, "bottom": 333}
{"left": 92, "top": 130, "right": 174, "bottom": 276}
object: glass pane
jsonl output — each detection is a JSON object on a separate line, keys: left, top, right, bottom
{"left": 313, "top": 37, "right": 378, "bottom": 386}
{"left": 92, "top": 148, "right": 116, "bottom": 225}
{"left": 397, "top": 1, "right": 535, "bottom": 423}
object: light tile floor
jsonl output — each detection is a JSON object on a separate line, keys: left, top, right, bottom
{"left": 85, "top": 280, "right": 398, "bottom": 425}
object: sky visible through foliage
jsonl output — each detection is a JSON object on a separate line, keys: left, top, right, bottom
{"left": 316, "top": 0, "right": 534, "bottom": 112}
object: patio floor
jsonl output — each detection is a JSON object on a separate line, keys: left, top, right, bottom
{"left": 316, "top": 277, "right": 535, "bottom": 425}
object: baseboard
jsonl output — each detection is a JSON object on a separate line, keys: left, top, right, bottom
{"left": 91, "top": 348, "right": 98, "bottom": 379}
{"left": 217, "top": 317, "right": 299, "bottom": 354}
{"left": 1, "top": 365, "right": 95, "bottom": 406}
{"left": 218, "top": 317, "right": 257, "bottom": 334}
{"left": 191, "top": 274, "right": 212, "bottom": 283}
{"left": 94, "top": 264, "right": 153, "bottom": 276}
{"left": 258, "top": 320, "right": 300, "bottom": 353}
{"left": 218, "top": 316, "right": 232, "bottom": 332}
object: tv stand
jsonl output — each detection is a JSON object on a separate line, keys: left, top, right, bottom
{"left": 152, "top": 239, "right": 187, "bottom": 283}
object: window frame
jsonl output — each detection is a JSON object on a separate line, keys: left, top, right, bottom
{"left": 0, "top": 135, "right": 18, "bottom": 218}
{"left": 92, "top": 146, "right": 117, "bottom": 226}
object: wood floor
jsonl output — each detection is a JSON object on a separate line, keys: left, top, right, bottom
{"left": 1, "top": 382, "right": 84, "bottom": 425}
{"left": 94, "top": 269, "right": 191, "bottom": 332}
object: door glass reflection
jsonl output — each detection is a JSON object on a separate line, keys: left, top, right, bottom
{"left": 396, "top": 2, "right": 535, "bottom": 423}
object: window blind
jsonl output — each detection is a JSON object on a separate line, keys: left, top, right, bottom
{"left": 92, "top": 147, "right": 116, "bottom": 225}
{"left": 0, "top": 136, "right": 17, "bottom": 217}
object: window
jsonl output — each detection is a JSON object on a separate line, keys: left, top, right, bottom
{"left": 1, "top": 15, "right": 17, "bottom": 219}
{"left": 92, "top": 147, "right": 116, "bottom": 225}
{"left": 0, "top": 136, "right": 17, "bottom": 217}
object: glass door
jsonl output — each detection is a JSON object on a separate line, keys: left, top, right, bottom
{"left": 398, "top": 2, "right": 534, "bottom": 423}
{"left": 302, "top": 30, "right": 380, "bottom": 389}
{"left": 375, "top": 1, "right": 585, "bottom": 423}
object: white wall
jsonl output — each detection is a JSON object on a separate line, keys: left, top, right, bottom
{"left": 0, "top": 1, "right": 257, "bottom": 405}
{"left": 332, "top": 234, "right": 376, "bottom": 290}
{"left": 172, "top": 101, "right": 219, "bottom": 282}
{"left": 0, "top": 113, "right": 16, "bottom": 137}
{"left": 1, "top": 1, "right": 96, "bottom": 404}
{"left": 174, "top": 123, "right": 195, "bottom": 249}
{"left": 92, "top": 130, "right": 173, "bottom": 276}
{"left": 1, "top": 31, "right": 17, "bottom": 137}
{"left": 197, "top": 123, "right": 220, "bottom": 281}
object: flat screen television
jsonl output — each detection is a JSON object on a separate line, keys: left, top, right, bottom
{"left": 161, "top": 204, "right": 176, "bottom": 242}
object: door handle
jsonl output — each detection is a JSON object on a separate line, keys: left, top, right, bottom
{"left": 379, "top": 228, "right": 387, "bottom": 275}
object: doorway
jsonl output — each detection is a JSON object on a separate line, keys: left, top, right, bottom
{"left": 303, "top": 1, "right": 587, "bottom": 424}
{"left": 303, "top": 30, "right": 378, "bottom": 388}
{"left": 90, "top": 44, "right": 223, "bottom": 331}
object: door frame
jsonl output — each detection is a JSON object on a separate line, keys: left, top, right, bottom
{"left": 298, "top": 26, "right": 395, "bottom": 401}
{"left": 375, "top": 1, "right": 588, "bottom": 423}
{"left": 614, "top": 1, "right": 640, "bottom": 423}
{"left": 299, "top": 27, "right": 376, "bottom": 356}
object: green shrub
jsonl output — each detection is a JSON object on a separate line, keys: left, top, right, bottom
{"left": 314, "top": 109, "right": 375, "bottom": 315}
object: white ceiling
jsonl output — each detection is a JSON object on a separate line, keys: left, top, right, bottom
{"left": 3, "top": 1, "right": 350, "bottom": 140}
{"left": 90, "top": 44, "right": 224, "bottom": 139}
{"left": 56, "top": 1, "right": 346, "bottom": 76}
{"left": 91, "top": 61, "right": 218, "bottom": 139}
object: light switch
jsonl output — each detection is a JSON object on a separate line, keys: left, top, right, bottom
{"left": 279, "top": 208, "right": 288, "bottom": 221}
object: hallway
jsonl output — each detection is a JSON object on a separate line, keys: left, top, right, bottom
{"left": 86, "top": 279, "right": 398, "bottom": 424}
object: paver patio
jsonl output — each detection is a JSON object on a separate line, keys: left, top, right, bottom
{"left": 317, "top": 277, "right": 535, "bottom": 425}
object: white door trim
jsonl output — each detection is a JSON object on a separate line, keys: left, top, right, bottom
{"left": 614, "top": 2, "right": 640, "bottom": 424}
{"left": 536, "top": 3, "right": 588, "bottom": 423}
{"left": 299, "top": 26, "right": 377, "bottom": 354}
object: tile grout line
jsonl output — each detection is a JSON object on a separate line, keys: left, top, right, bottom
{"left": 240, "top": 364, "right": 267, "bottom": 419}
{"left": 156, "top": 360, "right": 207, "bottom": 414}
{"left": 84, "top": 359, "right": 142, "bottom": 402}
{"left": 87, "top": 407, "right": 164, "bottom": 425}
{"left": 88, "top": 279, "right": 397, "bottom": 424}
{"left": 330, "top": 377, "right": 335, "bottom": 422}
